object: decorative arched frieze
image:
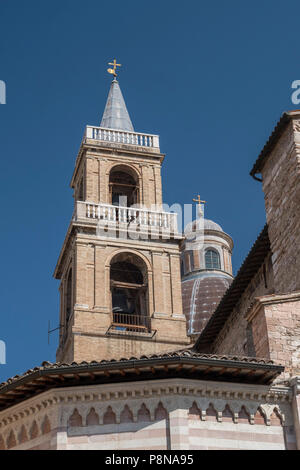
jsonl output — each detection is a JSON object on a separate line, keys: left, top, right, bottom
{"left": 0, "top": 434, "right": 5, "bottom": 450}
{"left": 18, "top": 425, "right": 29, "bottom": 444}
{"left": 6, "top": 430, "right": 16, "bottom": 450}
{"left": 154, "top": 402, "right": 168, "bottom": 421}
{"left": 205, "top": 403, "right": 218, "bottom": 422}
{"left": 188, "top": 402, "right": 201, "bottom": 420}
{"left": 68, "top": 409, "right": 83, "bottom": 427}
{"left": 86, "top": 408, "right": 99, "bottom": 426}
{"left": 222, "top": 405, "right": 234, "bottom": 423}
{"left": 29, "top": 420, "right": 39, "bottom": 439}
{"left": 137, "top": 403, "right": 151, "bottom": 422}
{"left": 103, "top": 406, "right": 116, "bottom": 425}
{"left": 41, "top": 415, "right": 51, "bottom": 435}
{"left": 238, "top": 406, "right": 251, "bottom": 424}
{"left": 120, "top": 405, "right": 134, "bottom": 424}
{"left": 254, "top": 407, "right": 266, "bottom": 425}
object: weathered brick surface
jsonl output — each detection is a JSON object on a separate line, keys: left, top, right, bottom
{"left": 56, "top": 139, "right": 189, "bottom": 363}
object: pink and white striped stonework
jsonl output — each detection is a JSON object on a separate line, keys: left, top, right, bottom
{"left": 0, "top": 379, "right": 297, "bottom": 450}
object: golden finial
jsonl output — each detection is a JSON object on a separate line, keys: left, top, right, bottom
{"left": 193, "top": 195, "right": 207, "bottom": 206}
{"left": 107, "top": 58, "right": 122, "bottom": 78}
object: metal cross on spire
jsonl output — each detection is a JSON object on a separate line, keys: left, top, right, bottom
{"left": 193, "top": 195, "right": 206, "bottom": 218}
{"left": 193, "top": 195, "right": 207, "bottom": 206}
{"left": 107, "top": 58, "right": 122, "bottom": 78}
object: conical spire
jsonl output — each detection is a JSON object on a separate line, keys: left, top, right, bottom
{"left": 100, "top": 79, "right": 134, "bottom": 131}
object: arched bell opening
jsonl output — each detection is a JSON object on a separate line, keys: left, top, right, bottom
{"left": 110, "top": 252, "right": 150, "bottom": 332}
{"left": 109, "top": 165, "right": 140, "bottom": 208}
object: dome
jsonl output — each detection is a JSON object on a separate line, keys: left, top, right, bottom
{"left": 184, "top": 217, "right": 224, "bottom": 239}
{"left": 182, "top": 274, "right": 232, "bottom": 336}
{"left": 204, "top": 219, "right": 223, "bottom": 232}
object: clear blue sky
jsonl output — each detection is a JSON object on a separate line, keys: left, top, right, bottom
{"left": 0, "top": 0, "right": 299, "bottom": 381}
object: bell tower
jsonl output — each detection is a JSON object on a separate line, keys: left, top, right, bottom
{"left": 54, "top": 68, "right": 190, "bottom": 363}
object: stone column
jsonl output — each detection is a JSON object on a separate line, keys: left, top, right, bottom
{"left": 170, "top": 254, "right": 183, "bottom": 316}
{"left": 74, "top": 242, "right": 87, "bottom": 308}
{"left": 168, "top": 408, "right": 189, "bottom": 450}
{"left": 291, "top": 378, "right": 300, "bottom": 450}
{"left": 152, "top": 252, "right": 165, "bottom": 314}
{"left": 94, "top": 245, "right": 108, "bottom": 311}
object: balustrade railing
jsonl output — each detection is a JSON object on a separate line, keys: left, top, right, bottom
{"left": 111, "top": 313, "right": 151, "bottom": 333}
{"left": 85, "top": 126, "right": 160, "bottom": 149}
{"left": 74, "top": 202, "right": 178, "bottom": 232}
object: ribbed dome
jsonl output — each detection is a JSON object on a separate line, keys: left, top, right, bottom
{"left": 182, "top": 274, "right": 232, "bottom": 336}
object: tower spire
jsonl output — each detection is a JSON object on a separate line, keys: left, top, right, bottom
{"left": 100, "top": 60, "right": 134, "bottom": 132}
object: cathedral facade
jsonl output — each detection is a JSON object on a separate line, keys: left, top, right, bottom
{"left": 0, "top": 75, "right": 300, "bottom": 451}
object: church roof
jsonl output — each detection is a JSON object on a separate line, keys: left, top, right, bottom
{"left": 0, "top": 349, "right": 283, "bottom": 411}
{"left": 194, "top": 224, "right": 271, "bottom": 352}
{"left": 100, "top": 79, "right": 134, "bottom": 131}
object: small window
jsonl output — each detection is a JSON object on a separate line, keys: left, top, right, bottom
{"left": 190, "top": 252, "right": 194, "bottom": 271}
{"left": 180, "top": 259, "right": 185, "bottom": 277}
{"left": 78, "top": 177, "right": 84, "bottom": 201}
{"left": 205, "top": 249, "right": 221, "bottom": 270}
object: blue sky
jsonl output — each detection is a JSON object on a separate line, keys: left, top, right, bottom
{"left": 0, "top": 0, "right": 299, "bottom": 380}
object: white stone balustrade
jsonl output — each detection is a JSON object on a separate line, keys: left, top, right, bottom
{"left": 85, "top": 126, "right": 160, "bottom": 149}
{"left": 74, "top": 202, "right": 178, "bottom": 233}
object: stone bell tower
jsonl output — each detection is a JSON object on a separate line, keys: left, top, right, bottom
{"left": 54, "top": 70, "right": 190, "bottom": 363}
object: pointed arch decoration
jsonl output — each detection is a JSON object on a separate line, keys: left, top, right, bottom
{"left": 7, "top": 430, "right": 16, "bottom": 449}
{"left": 30, "top": 421, "right": 39, "bottom": 439}
{"left": 41, "top": 415, "right": 51, "bottom": 435}
{"left": 206, "top": 403, "right": 218, "bottom": 422}
{"left": 18, "top": 425, "right": 29, "bottom": 444}
{"left": 188, "top": 402, "right": 201, "bottom": 420}
{"left": 137, "top": 403, "right": 151, "bottom": 422}
{"left": 86, "top": 408, "right": 100, "bottom": 426}
{"left": 120, "top": 405, "right": 134, "bottom": 423}
{"left": 154, "top": 402, "right": 168, "bottom": 421}
{"left": 68, "top": 409, "right": 83, "bottom": 427}
{"left": 103, "top": 406, "right": 116, "bottom": 425}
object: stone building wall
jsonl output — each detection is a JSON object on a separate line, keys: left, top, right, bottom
{"left": 212, "top": 253, "right": 274, "bottom": 356}
{"left": 261, "top": 119, "right": 300, "bottom": 294}
{"left": 0, "top": 379, "right": 296, "bottom": 451}
{"left": 246, "top": 293, "right": 300, "bottom": 378}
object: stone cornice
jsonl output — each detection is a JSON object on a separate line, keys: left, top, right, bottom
{"left": 246, "top": 291, "right": 300, "bottom": 323}
{"left": 0, "top": 378, "right": 292, "bottom": 429}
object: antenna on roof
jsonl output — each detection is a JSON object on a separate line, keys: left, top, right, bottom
{"left": 48, "top": 321, "right": 64, "bottom": 345}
